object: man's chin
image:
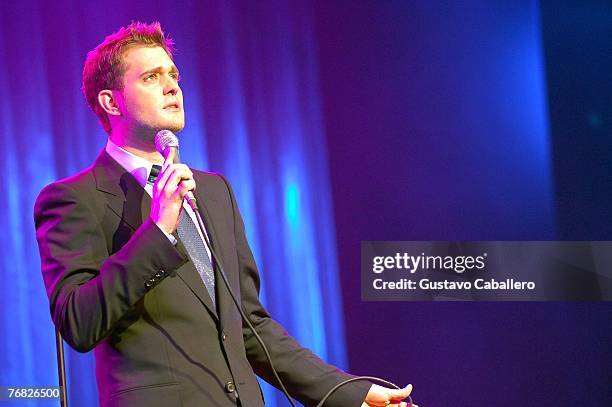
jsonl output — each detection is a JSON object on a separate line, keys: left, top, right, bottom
{"left": 165, "top": 124, "right": 185, "bottom": 134}
{"left": 153, "top": 121, "right": 185, "bottom": 135}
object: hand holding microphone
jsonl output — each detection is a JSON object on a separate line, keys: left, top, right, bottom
{"left": 150, "top": 130, "right": 196, "bottom": 235}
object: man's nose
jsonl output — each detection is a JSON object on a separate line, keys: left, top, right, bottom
{"left": 163, "top": 75, "right": 179, "bottom": 95}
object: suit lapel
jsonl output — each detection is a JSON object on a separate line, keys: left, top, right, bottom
{"left": 92, "top": 150, "right": 219, "bottom": 321}
{"left": 92, "top": 150, "right": 151, "bottom": 231}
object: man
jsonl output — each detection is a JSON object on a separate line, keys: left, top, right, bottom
{"left": 34, "top": 21, "right": 415, "bottom": 407}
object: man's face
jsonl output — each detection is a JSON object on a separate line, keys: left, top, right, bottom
{"left": 115, "top": 45, "right": 185, "bottom": 138}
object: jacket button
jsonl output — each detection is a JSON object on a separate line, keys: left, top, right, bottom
{"left": 144, "top": 281, "right": 152, "bottom": 288}
{"left": 224, "top": 381, "right": 235, "bottom": 393}
{"left": 154, "top": 272, "right": 162, "bottom": 279}
{"left": 222, "top": 332, "right": 228, "bottom": 341}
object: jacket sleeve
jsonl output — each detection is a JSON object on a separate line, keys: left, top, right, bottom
{"left": 218, "top": 175, "right": 371, "bottom": 407}
{"left": 34, "top": 181, "right": 187, "bottom": 352}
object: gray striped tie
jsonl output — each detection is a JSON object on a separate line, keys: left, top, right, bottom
{"left": 149, "top": 165, "right": 216, "bottom": 308}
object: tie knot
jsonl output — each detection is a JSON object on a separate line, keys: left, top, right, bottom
{"left": 148, "top": 164, "right": 162, "bottom": 185}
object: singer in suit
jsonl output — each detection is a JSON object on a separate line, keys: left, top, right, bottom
{"left": 34, "top": 22, "right": 414, "bottom": 407}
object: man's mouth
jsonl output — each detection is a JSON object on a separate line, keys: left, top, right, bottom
{"left": 163, "top": 102, "right": 181, "bottom": 110}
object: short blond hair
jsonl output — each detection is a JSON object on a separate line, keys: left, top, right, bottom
{"left": 81, "top": 21, "right": 175, "bottom": 133}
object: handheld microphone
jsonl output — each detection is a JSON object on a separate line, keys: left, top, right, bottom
{"left": 154, "top": 129, "right": 198, "bottom": 211}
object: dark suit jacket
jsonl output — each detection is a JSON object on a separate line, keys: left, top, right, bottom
{"left": 34, "top": 150, "right": 370, "bottom": 407}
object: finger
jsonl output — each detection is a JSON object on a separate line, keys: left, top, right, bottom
{"left": 162, "top": 155, "right": 173, "bottom": 172}
{"left": 388, "top": 385, "right": 413, "bottom": 401}
{"left": 177, "top": 179, "right": 196, "bottom": 197}
{"left": 171, "top": 168, "right": 194, "bottom": 195}
{"left": 158, "top": 165, "right": 193, "bottom": 195}
{"left": 154, "top": 163, "right": 188, "bottom": 195}
{"left": 154, "top": 163, "right": 173, "bottom": 195}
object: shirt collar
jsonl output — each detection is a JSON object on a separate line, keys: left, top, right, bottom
{"left": 105, "top": 138, "right": 154, "bottom": 188}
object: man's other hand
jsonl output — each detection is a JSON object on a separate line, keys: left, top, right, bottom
{"left": 362, "top": 384, "right": 419, "bottom": 407}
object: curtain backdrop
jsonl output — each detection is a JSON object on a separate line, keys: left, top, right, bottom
{"left": 0, "top": 1, "right": 348, "bottom": 405}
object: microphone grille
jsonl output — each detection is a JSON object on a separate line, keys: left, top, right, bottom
{"left": 154, "top": 130, "right": 179, "bottom": 154}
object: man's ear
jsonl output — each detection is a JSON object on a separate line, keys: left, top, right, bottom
{"left": 98, "top": 89, "right": 122, "bottom": 116}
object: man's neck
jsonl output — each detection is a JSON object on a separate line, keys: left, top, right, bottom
{"left": 110, "top": 133, "right": 164, "bottom": 165}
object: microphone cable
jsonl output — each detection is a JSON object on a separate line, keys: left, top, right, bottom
{"left": 193, "top": 209, "right": 296, "bottom": 407}
{"left": 156, "top": 130, "right": 412, "bottom": 406}
{"left": 155, "top": 130, "right": 296, "bottom": 405}
{"left": 195, "top": 208, "right": 415, "bottom": 407}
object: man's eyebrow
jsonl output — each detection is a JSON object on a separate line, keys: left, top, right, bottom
{"left": 139, "top": 66, "right": 180, "bottom": 76}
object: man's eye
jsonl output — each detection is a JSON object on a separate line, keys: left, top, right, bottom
{"left": 170, "top": 73, "right": 180, "bottom": 81}
{"left": 144, "top": 73, "right": 158, "bottom": 81}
